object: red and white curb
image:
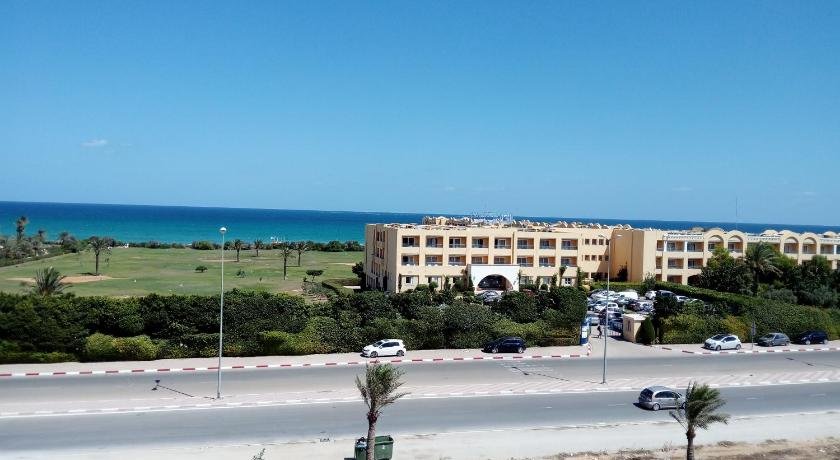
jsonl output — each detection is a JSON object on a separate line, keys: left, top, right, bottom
{"left": 0, "top": 346, "right": 592, "bottom": 378}
{"left": 658, "top": 346, "right": 840, "bottom": 355}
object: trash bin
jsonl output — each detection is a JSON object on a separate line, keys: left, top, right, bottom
{"left": 353, "top": 435, "right": 394, "bottom": 460}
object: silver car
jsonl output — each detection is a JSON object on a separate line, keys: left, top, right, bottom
{"left": 638, "top": 386, "right": 685, "bottom": 411}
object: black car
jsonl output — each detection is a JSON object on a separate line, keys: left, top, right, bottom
{"left": 793, "top": 331, "right": 828, "bottom": 345}
{"left": 483, "top": 337, "right": 526, "bottom": 354}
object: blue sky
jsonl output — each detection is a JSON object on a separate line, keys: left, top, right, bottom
{"left": 1, "top": 1, "right": 838, "bottom": 225}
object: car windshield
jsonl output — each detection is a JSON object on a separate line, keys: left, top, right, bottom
{"left": 710, "top": 334, "right": 727, "bottom": 341}
{"left": 640, "top": 389, "right": 653, "bottom": 398}
{"left": 372, "top": 340, "right": 385, "bottom": 347}
{"left": 760, "top": 334, "right": 774, "bottom": 340}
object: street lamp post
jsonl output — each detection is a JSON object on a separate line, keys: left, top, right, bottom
{"left": 217, "top": 226, "right": 227, "bottom": 399}
{"left": 599, "top": 233, "right": 621, "bottom": 385}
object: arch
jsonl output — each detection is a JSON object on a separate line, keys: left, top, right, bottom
{"left": 803, "top": 237, "right": 817, "bottom": 245}
{"left": 477, "top": 274, "right": 512, "bottom": 291}
{"left": 708, "top": 235, "right": 724, "bottom": 243}
{"left": 785, "top": 236, "right": 800, "bottom": 244}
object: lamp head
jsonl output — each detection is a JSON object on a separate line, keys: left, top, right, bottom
{"left": 219, "top": 227, "right": 227, "bottom": 235}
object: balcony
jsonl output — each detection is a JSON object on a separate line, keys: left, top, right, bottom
{"left": 449, "top": 244, "right": 466, "bottom": 249}
{"left": 560, "top": 244, "right": 578, "bottom": 251}
{"left": 472, "top": 243, "right": 488, "bottom": 249}
{"left": 517, "top": 244, "right": 534, "bottom": 250}
{"left": 426, "top": 243, "right": 443, "bottom": 248}
{"left": 425, "top": 262, "right": 443, "bottom": 267}
{"left": 494, "top": 244, "right": 511, "bottom": 249}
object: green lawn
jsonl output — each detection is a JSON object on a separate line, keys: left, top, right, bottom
{"left": 0, "top": 248, "right": 362, "bottom": 296}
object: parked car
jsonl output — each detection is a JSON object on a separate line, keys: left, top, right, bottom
{"left": 644, "top": 290, "right": 657, "bottom": 300}
{"left": 483, "top": 337, "right": 527, "bottom": 354}
{"left": 361, "top": 339, "right": 406, "bottom": 358}
{"left": 793, "top": 331, "right": 829, "bottom": 345}
{"left": 675, "top": 295, "right": 689, "bottom": 303}
{"left": 477, "top": 290, "right": 501, "bottom": 303}
{"left": 657, "top": 290, "right": 675, "bottom": 299}
{"left": 618, "top": 290, "right": 639, "bottom": 301}
{"left": 585, "top": 313, "right": 600, "bottom": 326}
{"left": 704, "top": 334, "right": 742, "bottom": 351}
{"left": 757, "top": 332, "right": 790, "bottom": 347}
{"left": 638, "top": 386, "right": 685, "bottom": 411}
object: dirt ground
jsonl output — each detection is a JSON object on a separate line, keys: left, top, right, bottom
{"left": 8, "top": 275, "right": 117, "bottom": 284}
{"left": 547, "top": 437, "right": 840, "bottom": 460}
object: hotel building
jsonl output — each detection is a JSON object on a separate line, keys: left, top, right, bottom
{"left": 364, "top": 217, "right": 840, "bottom": 293}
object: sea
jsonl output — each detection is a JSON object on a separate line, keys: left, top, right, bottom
{"left": 1, "top": 201, "right": 837, "bottom": 244}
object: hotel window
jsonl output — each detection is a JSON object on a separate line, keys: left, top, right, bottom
{"left": 539, "top": 257, "right": 552, "bottom": 267}
{"left": 402, "top": 236, "right": 418, "bottom": 247}
{"left": 517, "top": 239, "right": 533, "bottom": 249}
{"left": 539, "top": 239, "right": 555, "bottom": 249}
{"left": 708, "top": 242, "right": 717, "bottom": 251}
{"left": 401, "top": 255, "right": 418, "bottom": 266}
{"left": 427, "top": 276, "right": 441, "bottom": 286}
{"left": 426, "top": 237, "right": 441, "bottom": 248}
{"left": 562, "top": 278, "right": 573, "bottom": 286}
{"left": 667, "top": 242, "right": 677, "bottom": 251}
{"left": 404, "top": 276, "right": 416, "bottom": 285}
{"left": 448, "top": 255, "right": 465, "bottom": 266}
{"left": 605, "top": 239, "right": 610, "bottom": 246}
{"left": 598, "top": 239, "right": 604, "bottom": 245}
{"left": 584, "top": 255, "right": 590, "bottom": 261}
{"left": 425, "top": 256, "right": 442, "bottom": 266}
{"left": 472, "top": 238, "right": 487, "bottom": 248}
{"left": 561, "top": 257, "right": 573, "bottom": 266}
{"left": 449, "top": 237, "right": 465, "bottom": 249}
{"left": 598, "top": 255, "right": 603, "bottom": 261}
{"left": 520, "top": 276, "right": 533, "bottom": 284}
{"left": 494, "top": 238, "right": 511, "bottom": 249}
{"left": 471, "top": 256, "right": 486, "bottom": 264}
{"left": 493, "top": 256, "right": 508, "bottom": 264}
{"left": 517, "top": 256, "right": 530, "bottom": 267}
{"left": 584, "top": 239, "right": 590, "bottom": 245}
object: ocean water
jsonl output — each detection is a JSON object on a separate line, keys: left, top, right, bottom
{"left": 0, "top": 201, "right": 837, "bottom": 244}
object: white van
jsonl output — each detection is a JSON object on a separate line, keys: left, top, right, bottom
{"left": 618, "top": 290, "right": 639, "bottom": 301}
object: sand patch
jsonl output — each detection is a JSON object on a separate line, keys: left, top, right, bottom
{"left": 9, "top": 275, "right": 118, "bottom": 285}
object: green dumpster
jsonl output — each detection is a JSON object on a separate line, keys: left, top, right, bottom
{"left": 353, "top": 435, "right": 394, "bottom": 460}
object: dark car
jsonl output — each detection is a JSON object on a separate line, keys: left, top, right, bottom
{"left": 756, "top": 332, "right": 790, "bottom": 347}
{"left": 793, "top": 331, "right": 828, "bottom": 345}
{"left": 483, "top": 337, "right": 526, "bottom": 354}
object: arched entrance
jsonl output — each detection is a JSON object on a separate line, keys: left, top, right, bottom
{"left": 477, "top": 274, "right": 510, "bottom": 291}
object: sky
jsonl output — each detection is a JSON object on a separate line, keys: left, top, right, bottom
{"left": 1, "top": 1, "right": 839, "bottom": 225}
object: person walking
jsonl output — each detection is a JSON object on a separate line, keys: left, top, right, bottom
{"left": 596, "top": 324, "right": 602, "bottom": 338}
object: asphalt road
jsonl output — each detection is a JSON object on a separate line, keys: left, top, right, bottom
{"left": 3, "top": 382, "right": 839, "bottom": 452}
{"left": 3, "top": 351, "right": 840, "bottom": 406}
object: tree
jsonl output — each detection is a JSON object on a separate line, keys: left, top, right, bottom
{"left": 636, "top": 317, "right": 655, "bottom": 345}
{"left": 294, "top": 241, "right": 309, "bottom": 266}
{"left": 31, "top": 267, "right": 69, "bottom": 296}
{"left": 352, "top": 261, "right": 365, "bottom": 286}
{"left": 278, "top": 242, "right": 295, "bottom": 280}
{"left": 306, "top": 269, "right": 323, "bottom": 280}
{"left": 36, "top": 229, "right": 46, "bottom": 243}
{"left": 253, "top": 239, "right": 263, "bottom": 257}
{"left": 15, "top": 215, "right": 28, "bottom": 242}
{"left": 697, "top": 247, "right": 753, "bottom": 295}
{"left": 744, "top": 242, "right": 781, "bottom": 293}
{"left": 232, "top": 239, "right": 244, "bottom": 262}
{"left": 670, "top": 381, "right": 730, "bottom": 460}
{"left": 87, "top": 236, "right": 113, "bottom": 275}
{"left": 639, "top": 274, "right": 657, "bottom": 296}
{"left": 355, "top": 363, "right": 408, "bottom": 460}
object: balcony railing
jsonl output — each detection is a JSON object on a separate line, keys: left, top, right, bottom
{"left": 494, "top": 244, "right": 511, "bottom": 249}
{"left": 425, "top": 262, "right": 442, "bottom": 266}
{"left": 426, "top": 243, "right": 443, "bottom": 248}
{"left": 448, "top": 261, "right": 465, "bottom": 266}
{"left": 539, "top": 263, "right": 552, "bottom": 267}
{"left": 517, "top": 245, "right": 534, "bottom": 250}
{"left": 560, "top": 245, "right": 577, "bottom": 250}
{"left": 518, "top": 262, "right": 530, "bottom": 267}
{"left": 449, "top": 244, "right": 466, "bottom": 249}
{"left": 539, "top": 245, "right": 556, "bottom": 250}
{"left": 472, "top": 244, "right": 487, "bottom": 248}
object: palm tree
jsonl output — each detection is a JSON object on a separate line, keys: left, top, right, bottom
{"left": 670, "top": 381, "right": 730, "bottom": 460}
{"left": 31, "top": 266, "right": 69, "bottom": 296}
{"left": 87, "top": 236, "right": 113, "bottom": 275}
{"left": 15, "top": 215, "right": 29, "bottom": 242}
{"left": 253, "top": 239, "right": 263, "bottom": 257}
{"left": 355, "top": 364, "right": 408, "bottom": 460}
{"left": 278, "top": 242, "right": 295, "bottom": 279}
{"left": 233, "top": 239, "right": 244, "bottom": 262}
{"left": 744, "top": 242, "right": 782, "bottom": 293}
{"left": 294, "top": 241, "right": 309, "bottom": 266}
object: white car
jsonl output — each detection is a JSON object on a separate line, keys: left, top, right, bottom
{"left": 362, "top": 339, "right": 406, "bottom": 358}
{"left": 644, "top": 290, "right": 657, "bottom": 300}
{"left": 618, "top": 290, "right": 639, "bottom": 301}
{"left": 703, "top": 334, "right": 742, "bottom": 351}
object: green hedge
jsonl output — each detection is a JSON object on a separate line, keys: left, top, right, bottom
{"left": 322, "top": 278, "right": 357, "bottom": 295}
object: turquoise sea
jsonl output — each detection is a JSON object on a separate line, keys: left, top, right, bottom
{"left": 1, "top": 201, "right": 837, "bottom": 244}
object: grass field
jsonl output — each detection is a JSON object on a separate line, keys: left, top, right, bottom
{"left": 0, "top": 248, "right": 362, "bottom": 296}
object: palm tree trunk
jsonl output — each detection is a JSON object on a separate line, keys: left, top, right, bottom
{"left": 686, "top": 429, "right": 695, "bottom": 460}
{"left": 283, "top": 258, "right": 288, "bottom": 280}
{"left": 366, "top": 417, "right": 376, "bottom": 460}
{"left": 236, "top": 249, "right": 240, "bottom": 262}
{"left": 95, "top": 253, "right": 100, "bottom": 275}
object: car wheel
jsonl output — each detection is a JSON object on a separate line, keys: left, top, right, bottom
{"left": 517, "top": 346, "right": 525, "bottom": 354}
{"left": 735, "top": 344, "right": 741, "bottom": 350}
{"left": 396, "top": 350, "right": 404, "bottom": 357}
{"left": 680, "top": 402, "right": 686, "bottom": 410}
{"left": 822, "top": 339, "right": 828, "bottom": 345}
{"left": 491, "top": 347, "right": 499, "bottom": 354}
{"left": 805, "top": 340, "right": 811, "bottom": 345}
{"left": 369, "top": 351, "right": 378, "bottom": 358}
{"left": 652, "top": 403, "right": 660, "bottom": 411}
{"left": 784, "top": 341, "right": 789, "bottom": 346}
{"left": 715, "top": 345, "right": 721, "bottom": 351}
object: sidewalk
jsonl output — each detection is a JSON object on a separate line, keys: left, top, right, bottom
{"left": 0, "top": 344, "right": 591, "bottom": 377}
{"left": 12, "top": 410, "right": 840, "bottom": 459}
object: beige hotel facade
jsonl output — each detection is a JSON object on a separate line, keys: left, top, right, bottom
{"left": 364, "top": 217, "right": 840, "bottom": 293}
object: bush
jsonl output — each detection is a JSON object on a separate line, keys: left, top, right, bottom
{"left": 113, "top": 335, "right": 158, "bottom": 360}
{"left": 195, "top": 265, "right": 208, "bottom": 273}
{"left": 636, "top": 317, "right": 655, "bottom": 345}
{"left": 84, "top": 333, "right": 119, "bottom": 361}
{"left": 322, "top": 278, "right": 358, "bottom": 295}
{"left": 191, "top": 240, "right": 216, "bottom": 250}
